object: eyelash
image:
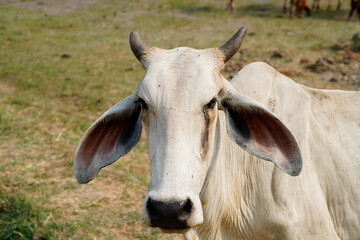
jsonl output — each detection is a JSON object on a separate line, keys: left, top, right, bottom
{"left": 137, "top": 98, "right": 148, "bottom": 110}
{"left": 204, "top": 98, "right": 217, "bottom": 110}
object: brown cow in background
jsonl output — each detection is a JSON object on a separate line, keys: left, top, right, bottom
{"left": 226, "top": 0, "right": 235, "bottom": 12}
{"left": 297, "top": 0, "right": 312, "bottom": 16}
{"left": 228, "top": 0, "right": 311, "bottom": 16}
{"left": 284, "top": 0, "right": 312, "bottom": 17}
{"left": 348, "top": 0, "right": 360, "bottom": 20}
{"left": 229, "top": 0, "right": 348, "bottom": 19}
{"left": 284, "top": 0, "right": 342, "bottom": 16}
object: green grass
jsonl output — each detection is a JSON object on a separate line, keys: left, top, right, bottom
{"left": 0, "top": 191, "right": 75, "bottom": 240}
{"left": 0, "top": 0, "right": 359, "bottom": 239}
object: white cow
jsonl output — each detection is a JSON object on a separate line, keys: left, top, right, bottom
{"left": 74, "top": 27, "right": 360, "bottom": 239}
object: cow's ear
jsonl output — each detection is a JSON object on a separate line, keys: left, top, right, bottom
{"left": 219, "top": 88, "right": 302, "bottom": 176}
{"left": 74, "top": 95, "right": 142, "bottom": 184}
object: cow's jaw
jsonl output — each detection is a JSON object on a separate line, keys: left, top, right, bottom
{"left": 137, "top": 47, "right": 223, "bottom": 231}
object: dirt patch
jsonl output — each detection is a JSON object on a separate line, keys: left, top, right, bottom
{"left": 221, "top": 41, "right": 360, "bottom": 89}
{"left": 305, "top": 44, "right": 360, "bottom": 86}
{"left": 278, "top": 67, "right": 302, "bottom": 78}
{"left": 306, "top": 57, "right": 335, "bottom": 73}
{"left": 0, "top": 81, "right": 16, "bottom": 94}
{"left": 271, "top": 49, "right": 289, "bottom": 59}
{"left": 300, "top": 57, "right": 311, "bottom": 64}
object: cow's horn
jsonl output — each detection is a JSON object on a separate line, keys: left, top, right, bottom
{"left": 129, "top": 31, "right": 147, "bottom": 62}
{"left": 219, "top": 27, "right": 247, "bottom": 63}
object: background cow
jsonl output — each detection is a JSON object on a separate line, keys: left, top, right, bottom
{"left": 75, "top": 28, "right": 360, "bottom": 239}
{"left": 284, "top": 0, "right": 312, "bottom": 17}
{"left": 284, "top": 0, "right": 342, "bottom": 16}
{"left": 297, "top": 0, "right": 312, "bottom": 16}
{"left": 348, "top": 0, "right": 360, "bottom": 19}
{"left": 226, "top": 0, "right": 235, "bottom": 12}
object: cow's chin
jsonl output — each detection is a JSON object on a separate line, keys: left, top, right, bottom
{"left": 159, "top": 227, "right": 190, "bottom": 234}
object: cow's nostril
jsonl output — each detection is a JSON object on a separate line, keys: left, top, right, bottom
{"left": 183, "top": 198, "right": 193, "bottom": 213}
{"left": 179, "top": 198, "right": 192, "bottom": 221}
{"left": 147, "top": 197, "right": 158, "bottom": 221}
{"left": 146, "top": 197, "right": 192, "bottom": 229}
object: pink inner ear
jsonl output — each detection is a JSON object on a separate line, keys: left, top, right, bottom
{"left": 80, "top": 115, "right": 128, "bottom": 168}
{"left": 240, "top": 107, "right": 297, "bottom": 163}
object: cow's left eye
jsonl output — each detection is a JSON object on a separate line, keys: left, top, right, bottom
{"left": 204, "top": 98, "right": 217, "bottom": 110}
{"left": 137, "top": 98, "right": 148, "bottom": 110}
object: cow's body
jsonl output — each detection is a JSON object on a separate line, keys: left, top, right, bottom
{"left": 191, "top": 62, "right": 360, "bottom": 239}
{"left": 74, "top": 29, "right": 360, "bottom": 240}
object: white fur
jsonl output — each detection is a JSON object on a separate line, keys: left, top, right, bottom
{"left": 195, "top": 62, "right": 360, "bottom": 239}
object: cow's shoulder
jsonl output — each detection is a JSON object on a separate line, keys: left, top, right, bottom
{"left": 230, "top": 61, "right": 310, "bottom": 113}
{"left": 229, "top": 61, "right": 312, "bottom": 142}
{"left": 230, "top": 62, "right": 307, "bottom": 105}
{"left": 230, "top": 61, "right": 275, "bottom": 100}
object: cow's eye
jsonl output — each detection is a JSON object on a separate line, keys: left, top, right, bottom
{"left": 137, "top": 98, "right": 148, "bottom": 110}
{"left": 204, "top": 98, "right": 217, "bottom": 110}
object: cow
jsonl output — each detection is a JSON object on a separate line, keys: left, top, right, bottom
{"left": 226, "top": 0, "right": 235, "bottom": 12}
{"left": 284, "top": 0, "right": 312, "bottom": 17}
{"left": 296, "top": 0, "right": 312, "bottom": 16}
{"left": 284, "top": 0, "right": 343, "bottom": 16}
{"left": 348, "top": 0, "right": 360, "bottom": 20}
{"left": 74, "top": 27, "right": 360, "bottom": 239}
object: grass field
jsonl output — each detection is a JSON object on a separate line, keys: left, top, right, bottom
{"left": 0, "top": 0, "right": 359, "bottom": 239}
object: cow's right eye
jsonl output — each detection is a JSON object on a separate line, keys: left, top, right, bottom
{"left": 137, "top": 98, "right": 148, "bottom": 110}
{"left": 204, "top": 98, "right": 217, "bottom": 110}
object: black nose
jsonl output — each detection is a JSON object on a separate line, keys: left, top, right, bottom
{"left": 146, "top": 197, "right": 193, "bottom": 229}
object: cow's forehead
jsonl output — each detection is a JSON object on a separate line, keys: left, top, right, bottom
{"left": 137, "top": 47, "right": 224, "bottom": 108}
{"left": 148, "top": 46, "right": 222, "bottom": 66}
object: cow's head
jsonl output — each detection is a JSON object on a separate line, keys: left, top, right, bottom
{"left": 74, "top": 27, "right": 302, "bottom": 233}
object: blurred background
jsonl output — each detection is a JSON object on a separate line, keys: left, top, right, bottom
{"left": 0, "top": 0, "right": 359, "bottom": 239}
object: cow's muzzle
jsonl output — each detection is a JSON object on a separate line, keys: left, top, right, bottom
{"left": 146, "top": 197, "right": 193, "bottom": 229}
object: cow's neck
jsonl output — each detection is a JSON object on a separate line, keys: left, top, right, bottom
{"left": 198, "top": 110, "right": 273, "bottom": 239}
